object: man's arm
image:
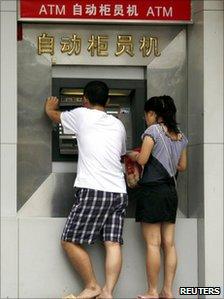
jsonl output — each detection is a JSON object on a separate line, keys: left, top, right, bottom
{"left": 45, "top": 96, "right": 61, "bottom": 123}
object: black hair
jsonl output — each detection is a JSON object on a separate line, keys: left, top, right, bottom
{"left": 84, "top": 81, "right": 109, "bottom": 107}
{"left": 144, "top": 95, "right": 179, "bottom": 133}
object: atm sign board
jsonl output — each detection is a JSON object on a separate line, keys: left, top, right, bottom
{"left": 19, "top": 0, "right": 192, "bottom": 23}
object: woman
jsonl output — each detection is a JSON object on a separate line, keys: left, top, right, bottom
{"left": 128, "top": 96, "right": 188, "bottom": 299}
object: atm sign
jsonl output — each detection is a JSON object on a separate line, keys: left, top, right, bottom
{"left": 19, "top": 0, "right": 192, "bottom": 23}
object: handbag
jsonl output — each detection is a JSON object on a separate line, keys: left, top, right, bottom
{"left": 124, "top": 147, "right": 142, "bottom": 189}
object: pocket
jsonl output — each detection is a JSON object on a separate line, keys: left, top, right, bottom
{"left": 73, "top": 187, "right": 83, "bottom": 205}
{"left": 114, "top": 193, "right": 128, "bottom": 212}
{"left": 123, "top": 194, "right": 129, "bottom": 208}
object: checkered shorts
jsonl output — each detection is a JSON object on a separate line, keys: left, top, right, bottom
{"left": 61, "top": 188, "right": 128, "bottom": 245}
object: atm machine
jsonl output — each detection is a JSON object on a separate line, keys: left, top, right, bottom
{"left": 52, "top": 84, "right": 142, "bottom": 162}
{"left": 52, "top": 79, "right": 146, "bottom": 162}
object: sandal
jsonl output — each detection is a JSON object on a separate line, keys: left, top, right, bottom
{"left": 62, "top": 294, "right": 76, "bottom": 299}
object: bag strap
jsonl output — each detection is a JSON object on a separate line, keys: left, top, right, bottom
{"left": 155, "top": 125, "right": 177, "bottom": 188}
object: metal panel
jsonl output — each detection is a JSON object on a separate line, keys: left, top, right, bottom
{"left": 17, "top": 38, "right": 52, "bottom": 210}
{"left": 146, "top": 29, "right": 188, "bottom": 216}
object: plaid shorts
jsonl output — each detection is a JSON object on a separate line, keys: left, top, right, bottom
{"left": 61, "top": 188, "right": 128, "bottom": 245}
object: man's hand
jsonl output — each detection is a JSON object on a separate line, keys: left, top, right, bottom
{"left": 45, "top": 96, "right": 61, "bottom": 123}
{"left": 45, "top": 96, "right": 59, "bottom": 111}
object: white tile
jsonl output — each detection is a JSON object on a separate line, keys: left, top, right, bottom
{"left": 192, "top": 0, "right": 224, "bottom": 13}
{"left": 1, "top": 217, "right": 18, "bottom": 299}
{"left": 197, "top": 219, "right": 205, "bottom": 287}
{"left": 204, "top": 0, "right": 224, "bottom": 11}
{"left": 19, "top": 218, "right": 197, "bottom": 298}
{"left": 0, "top": 0, "right": 17, "bottom": 11}
{"left": 19, "top": 218, "right": 79, "bottom": 299}
{"left": 204, "top": 11, "right": 224, "bottom": 144}
{"left": 204, "top": 143, "right": 223, "bottom": 205}
{"left": 0, "top": 145, "right": 17, "bottom": 217}
{"left": 0, "top": 11, "right": 17, "bottom": 144}
{"left": 204, "top": 144, "right": 223, "bottom": 288}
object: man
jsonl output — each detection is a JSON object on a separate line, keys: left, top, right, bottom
{"left": 45, "top": 81, "right": 128, "bottom": 299}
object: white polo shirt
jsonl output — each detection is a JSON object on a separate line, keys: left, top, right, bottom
{"left": 60, "top": 107, "right": 127, "bottom": 194}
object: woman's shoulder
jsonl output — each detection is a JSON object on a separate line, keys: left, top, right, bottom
{"left": 144, "top": 124, "right": 160, "bottom": 133}
{"left": 142, "top": 124, "right": 160, "bottom": 142}
{"left": 176, "top": 131, "right": 188, "bottom": 148}
{"left": 182, "top": 133, "right": 188, "bottom": 144}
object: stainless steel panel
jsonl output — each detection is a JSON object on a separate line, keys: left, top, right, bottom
{"left": 146, "top": 29, "right": 188, "bottom": 216}
{"left": 17, "top": 38, "right": 52, "bottom": 210}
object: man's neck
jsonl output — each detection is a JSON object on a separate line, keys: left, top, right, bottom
{"left": 90, "top": 105, "right": 105, "bottom": 112}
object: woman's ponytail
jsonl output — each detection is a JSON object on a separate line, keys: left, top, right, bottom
{"left": 144, "top": 95, "right": 179, "bottom": 134}
{"left": 161, "top": 96, "right": 179, "bottom": 134}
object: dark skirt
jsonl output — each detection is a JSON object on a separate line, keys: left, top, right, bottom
{"left": 135, "top": 182, "right": 178, "bottom": 224}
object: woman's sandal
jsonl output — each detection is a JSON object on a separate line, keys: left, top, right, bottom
{"left": 62, "top": 294, "right": 76, "bottom": 299}
{"left": 137, "top": 295, "right": 159, "bottom": 299}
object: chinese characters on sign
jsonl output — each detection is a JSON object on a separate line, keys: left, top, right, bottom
{"left": 115, "top": 35, "right": 134, "bottom": 57}
{"left": 38, "top": 33, "right": 55, "bottom": 55}
{"left": 38, "top": 33, "right": 161, "bottom": 58}
{"left": 60, "top": 34, "right": 81, "bottom": 55}
{"left": 140, "top": 36, "right": 161, "bottom": 57}
{"left": 87, "top": 35, "right": 109, "bottom": 57}
{"left": 20, "top": 0, "right": 192, "bottom": 23}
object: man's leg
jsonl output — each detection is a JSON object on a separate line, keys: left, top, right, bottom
{"left": 99, "top": 241, "right": 122, "bottom": 299}
{"left": 62, "top": 241, "right": 101, "bottom": 298}
{"left": 98, "top": 193, "right": 128, "bottom": 299}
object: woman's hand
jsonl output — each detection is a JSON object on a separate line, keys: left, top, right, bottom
{"left": 127, "top": 151, "right": 139, "bottom": 162}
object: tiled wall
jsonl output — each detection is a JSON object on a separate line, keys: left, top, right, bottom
{"left": 0, "top": 1, "right": 18, "bottom": 298}
{"left": 203, "top": 4, "right": 223, "bottom": 290}
{"left": 190, "top": 0, "right": 224, "bottom": 294}
{"left": 18, "top": 218, "right": 197, "bottom": 299}
{"left": 188, "top": 5, "right": 205, "bottom": 289}
{"left": 0, "top": 0, "right": 17, "bottom": 216}
{"left": 1, "top": 0, "right": 223, "bottom": 297}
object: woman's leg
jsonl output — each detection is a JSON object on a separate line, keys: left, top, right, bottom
{"left": 160, "top": 222, "right": 177, "bottom": 299}
{"left": 140, "top": 222, "right": 162, "bottom": 298}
